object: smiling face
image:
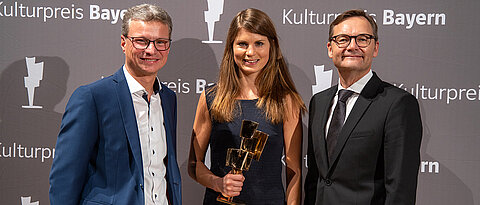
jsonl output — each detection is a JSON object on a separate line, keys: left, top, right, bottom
{"left": 327, "top": 16, "right": 379, "bottom": 75}
{"left": 121, "top": 20, "right": 170, "bottom": 77}
{"left": 233, "top": 28, "right": 270, "bottom": 78}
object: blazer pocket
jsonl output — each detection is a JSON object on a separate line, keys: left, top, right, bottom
{"left": 350, "top": 130, "right": 374, "bottom": 139}
{"left": 82, "top": 198, "right": 113, "bottom": 205}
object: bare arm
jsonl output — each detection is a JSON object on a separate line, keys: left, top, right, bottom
{"left": 188, "top": 91, "right": 244, "bottom": 197}
{"left": 283, "top": 95, "right": 303, "bottom": 205}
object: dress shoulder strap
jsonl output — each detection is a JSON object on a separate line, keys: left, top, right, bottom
{"left": 205, "top": 84, "right": 216, "bottom": 110}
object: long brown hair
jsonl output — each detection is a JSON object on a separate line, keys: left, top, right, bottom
{"left": 210, "top": 8, "right": 305, "bottom": 124}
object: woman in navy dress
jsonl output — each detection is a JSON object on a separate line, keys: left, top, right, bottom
{"left": 188, "top": 8, "right": 305, "bottom": 205}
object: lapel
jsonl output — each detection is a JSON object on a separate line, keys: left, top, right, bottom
{"left": 312, "top": 87, "right": 337, "bottom": 174}
{"left": 328, "top": 72, "right": 383, "bottom": 173}
{"left": 159, "top": 84, "right": 174, "bottom": 158}
{"left": 112, "top": 68, "right": 144, "bottom": 177}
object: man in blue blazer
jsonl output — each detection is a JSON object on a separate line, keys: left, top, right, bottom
{"left": 305, "top": 10, "right": 422, "bottom": 204}
{"left": 49, "top": 4, "right": 181, "bottom": 205}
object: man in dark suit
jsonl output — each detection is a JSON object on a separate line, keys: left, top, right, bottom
{"left": 49, "top": 4, "right": 181, "bottom": 205}
{"left": 305, "top": 9, "right": 422, "bottom": 205}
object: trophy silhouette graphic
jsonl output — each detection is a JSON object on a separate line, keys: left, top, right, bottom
{"left": 217, "top": 120, "right": 269, "bottom": 205}
{"left": 22, "top": 57, "right": 44, "bottom": 109}
{"left": 21, "top": 196, "right": 39, "bottom": 205}
{"left": 312, "top": 64, "right": 333, "bottom": 95}
{"left": 202, "top": 0, "right": 224, "bottom": 43}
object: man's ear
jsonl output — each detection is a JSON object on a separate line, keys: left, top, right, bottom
{"left": 373, "top": 40, "right": 379, "bottom": 58}
{"left": 327, "top": 42, "right": 333, "bottom": 59}
{"left": 121, "top": 35, "right": 126, "bottom": 53}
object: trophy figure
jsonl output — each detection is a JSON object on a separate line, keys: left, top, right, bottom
{"left": 217, "top": 120, "right": 269, "bottom": 205}
{"left": 242, "top": 130, "right": 268, "bottom": 161}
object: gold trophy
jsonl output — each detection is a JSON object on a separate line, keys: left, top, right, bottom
{"left": 217, "top": 120, "right": 269, "bottom": 205}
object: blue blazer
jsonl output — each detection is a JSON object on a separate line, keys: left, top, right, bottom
{"left": 49, "top": 68, "right": 182, "bottom": 205}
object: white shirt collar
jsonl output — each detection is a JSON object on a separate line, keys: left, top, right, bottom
{"left": 123, "top": 65, "right": 162, "bottom": 95}
{"left": 337, "top": 69, "right": 373, "bottom": 94}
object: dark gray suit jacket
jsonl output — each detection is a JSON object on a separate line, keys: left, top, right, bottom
{"left": 305, "top": 72, "right": 422, "bottom": 205}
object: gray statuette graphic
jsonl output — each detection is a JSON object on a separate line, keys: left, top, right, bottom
{"left": 202, "top": 0, "right": 224, "bottom": 44}
{"left": 22, "top": 57, "right": 44, "bottom": 109}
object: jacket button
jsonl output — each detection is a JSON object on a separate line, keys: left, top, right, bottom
{"left": 140, "top": 184, "right": 144, "bottom": 190}
{"left": 324, "top": 179, "right": 332, "bottom": 186}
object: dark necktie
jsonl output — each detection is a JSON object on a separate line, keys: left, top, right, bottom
{"left": 326, "top": 89, "right": 354, "bottom": 163}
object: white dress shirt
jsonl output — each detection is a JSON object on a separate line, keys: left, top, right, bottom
{"left": 325, "top": 70, "right": 373, "bottom": 138}
{"left": 123, "top": 66, "right": 168, "bottom": 205}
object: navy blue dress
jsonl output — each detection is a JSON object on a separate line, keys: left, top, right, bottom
{"left": 203, "top": 88, "right": 285, "bottom": 205}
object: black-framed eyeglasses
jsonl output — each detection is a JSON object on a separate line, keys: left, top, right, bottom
{"left": 329, "top": 34, "right": 377, "bottom": 48}
{"left": 124, "top": 36, "right": 171, "bottom": 51}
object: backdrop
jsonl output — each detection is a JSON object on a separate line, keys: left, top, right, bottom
{"left": 1, "top": 0, "right": 479, "bottom": 204}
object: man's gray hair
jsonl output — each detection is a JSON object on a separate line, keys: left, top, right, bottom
{"left": 121, "top": 4, "right": 173, "bottom": 38}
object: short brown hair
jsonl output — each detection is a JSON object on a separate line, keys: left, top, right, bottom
{"left": 121, "top": 4, "right": 172, "bottom": 38}
{"left": 329, "top": 9, "right": 378, "bottom": 41}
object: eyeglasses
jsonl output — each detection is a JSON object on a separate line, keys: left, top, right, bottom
{"left": 329, "top": 34, "right": 376, "bottom": 48}
{"left": 125, "top": 36, "right": 171, "bottom": 51}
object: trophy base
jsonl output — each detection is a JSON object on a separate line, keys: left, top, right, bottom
{"left": 216, "top": 195, "right": 246, "bottom": 205}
